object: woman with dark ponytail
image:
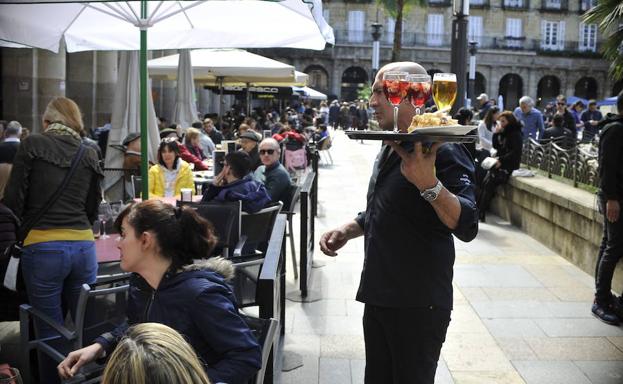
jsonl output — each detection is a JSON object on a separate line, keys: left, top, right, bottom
{"left": 58, "top": 200, "right": 261, "bottom": 384}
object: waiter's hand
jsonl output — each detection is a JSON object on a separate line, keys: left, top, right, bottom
{"left": 319, "top": 229, "right": 348, "bottom": 257}
{"left": 606, "top": 200, "right": 620, "bottom": 223}
{"left": 387, "top": 141, "right": 440, "bottom": 191}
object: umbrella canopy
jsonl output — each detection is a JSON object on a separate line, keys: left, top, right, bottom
{"left": 148, "top": 49, "right": 296, "bottom": 83}
{"left": 0, "top": 0, "right": 334, "bottom": 53}
{"left": 172, "top": 49, "right": 199, "bottom": 128}
{"left": 597, "top": 96, "right": 617, "bottom": 106}
{"left": 293, "top": 86, "right": 327, "bottom": 100}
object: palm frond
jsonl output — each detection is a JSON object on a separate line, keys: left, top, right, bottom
{"left": 583, "top": 0, "right": 623, "bottom": 81}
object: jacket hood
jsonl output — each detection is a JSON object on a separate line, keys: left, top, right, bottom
{"left": 181, "top": 256, "right": 235, "bottom": 281}
{"left": 598, "top": 113, "right": 623, "bottom": 129}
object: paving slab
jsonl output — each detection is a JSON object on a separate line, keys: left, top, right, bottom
{"left": 574, "top": 361, "right": 623, "bottom": 384}
{"left": 512, "top": 361, "right": 591, "bottom": 384}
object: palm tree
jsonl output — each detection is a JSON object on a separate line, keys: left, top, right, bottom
{"left": 376, "top": 0, "right": 427, "bottom": 62}
{"left": 583, "top": 0, "right": 623, "bottom": 81}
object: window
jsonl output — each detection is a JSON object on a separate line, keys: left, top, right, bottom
{"left": 505, "top": 18, "right": 523, "bottom": 48}
{"left": 470, "top": 0, "right": 486, "bottom": 6}
{"left": 544, "top": 0, "right": 561, "bottom": 9}
{"left": 348, "top": 11, "right": 365, "bottom": 43}
{"left": 579, "top": 23, "right": 597, "bottom": 52}
{"left": 541, "top": 20, "right": 565, "bottom": 50}
{"left": 427, "top": 14, "right": 444, "bottom": 46}
{"left": 504, "top": 0, "right": 524, "bottom": 7}
{"left": 386, "top": 17, "right": 406, "bottom": 45}
{"left": 469, "top": 16, "right": 483, "bottom": 46}
{"left": 580, "top": 0, "right": 596, "bottom": 11}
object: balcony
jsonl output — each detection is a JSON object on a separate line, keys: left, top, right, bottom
{"left": 470, "top": 0, "right": 491, "bottom": 9}
{"left": 502, "top": 0, "right": 530, "bottom": 10}
{"left": 428, "top": 0, "right": 452, "bottom": 6}
{"left": 540, "top": 0, "right": 568, "bottom": 12}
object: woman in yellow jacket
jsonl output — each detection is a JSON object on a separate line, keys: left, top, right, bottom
{"left": 149, "top": 138, "right": 194, "bottom": 198}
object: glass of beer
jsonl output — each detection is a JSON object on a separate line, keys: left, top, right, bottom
{"left": 382, "top": 71, "right": 409, "bottom": 132}
{"left": 406, "top": 74, "right": 432, "bottom": 116}
{"left": 432, "top": 73, "right": 457, "bottom": 113}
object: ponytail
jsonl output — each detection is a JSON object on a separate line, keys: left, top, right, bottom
{"left": 174, "top": 207, "right": 218, "bottom": 269}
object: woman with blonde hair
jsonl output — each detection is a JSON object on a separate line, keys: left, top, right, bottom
{"left": 4, "top": 96, "right": 103, "bottom": 382}
{"left": 102, "top": 323, "right": 211, "bottom": 384}
{"left": 184, "top": 127, "right": 207, "bottom": 161}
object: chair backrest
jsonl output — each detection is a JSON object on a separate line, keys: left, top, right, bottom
{"left": 317, "top": 135, "right": 332, "bottom": 150}
{"left": 194, "top": 201, "right": 242, "bottom": 259}
{"left": 75, "top": 275, "right": 131, "bottom": 347}
{"left": 0, "top": 163, "right": 12, "bottom": 200}
{"left": 281, "top": 183, "right": 301, "bottom": 213}
{"left": 240, "top": 202, "right": 282, "bottom": 253}
{"left": 131, "top": 175, "right": 142, "bottom": 198}
{"left": 240, "top": 315, "right": 279, "bottom": 384}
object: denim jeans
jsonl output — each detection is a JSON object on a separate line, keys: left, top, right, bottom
{"left": 21, "top": 240, "right": 97, "bottom": 383}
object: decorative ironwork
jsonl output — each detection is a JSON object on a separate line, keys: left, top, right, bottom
{"left": 521, "top": 138, "right": 599, "bottom": 188}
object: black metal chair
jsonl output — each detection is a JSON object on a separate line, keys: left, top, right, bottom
{"left": 281, "top": 184, "right": 301, "bottom": 279}
{"left": 130, "top": 175, "right": 142, "bottom": 199}
{"left": 241, "top": 315, "right": 279, "bottom": 384}
{"left": 19, "top": 274, "right": 130, "bottom": 384}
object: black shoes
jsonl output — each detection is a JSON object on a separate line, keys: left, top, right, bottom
{"left": 592, "top": 299, "right": 621, "bottom": 326}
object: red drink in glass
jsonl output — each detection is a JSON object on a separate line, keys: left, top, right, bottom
{"left": 383, "top": 79, "right": 409, "bottom": 106}
{"left": 409, "top": 81, "right": 432, "bottom": 108}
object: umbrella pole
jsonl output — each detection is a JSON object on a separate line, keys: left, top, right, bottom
{"left": 246, "top": 82, "right": 251, "bottom": 117}
{"left": 140, "top": 0, "right": 149, "bottom": 200}
{"left": 219, "top": 77, "right": 224, "bottom": 125}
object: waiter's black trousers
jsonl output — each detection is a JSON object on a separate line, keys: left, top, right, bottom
{"left": 363, "top": 304, "right": 451, "bottom": 384}
{"left": 595, "top": 195, "right": 623, "bottom": 303}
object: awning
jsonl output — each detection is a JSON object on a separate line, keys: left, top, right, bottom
{"left": 293, "top": 86, "right": 328, "bottom": 100}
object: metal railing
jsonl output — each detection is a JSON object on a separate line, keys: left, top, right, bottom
{"left": 521, "top": 138, "right": 599, "bottom": 188}
{"left": 502, "top": 0, "right": 530, "bottom": 9}
{"left": 470, "top": 0, "right": 491, "bottom": 8}
{"left": 540, "top": 0, "right": 569, "bottom": 11}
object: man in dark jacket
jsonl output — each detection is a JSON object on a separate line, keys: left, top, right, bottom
{"left": 551, "top": 95, "right": 577, "bottom": 138}
{"left": 202, "top": 151, "right": 271, "bottom": 213}
{"left": 0, "top": 121, "right": 22, "bottom": 163}
{"left": 592, "top": 91, "right": 623, "bottom": 325}
{"left": 319, "top": 61, "right": 478, "bottom": 384}
{"left": 581, "top": 100, "right": 603, "bottom": 142}
{"left": 254, "top": 138, "right": 292, "bottom": 205}
{"left": 329, "top": 100, "right": 340, "bottom": 128}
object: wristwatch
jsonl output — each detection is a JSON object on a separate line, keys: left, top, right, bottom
{"left": 420, "top": 180, "right": 443, "bottom": 202}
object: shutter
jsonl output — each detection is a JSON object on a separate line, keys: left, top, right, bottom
{"left": 387, "top": 17, "right": 395, "bottom": 44}
{"left": 578, "top": 22, "right": 585, "bottom": 51}
{"left": 469, "top": 16, "right": 483, "bottom": 45}
{"left": 427, "top": 14, "right": 443, "bottom": 46}
{"left": 541, "top": 20, "right": 547, "bottom": 48}
{"left": 558, "top": 21, "right": 565, "bottom": 50}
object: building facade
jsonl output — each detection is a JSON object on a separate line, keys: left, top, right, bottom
{"left": 263, "top": 0, "right": 620, "bottom": 109}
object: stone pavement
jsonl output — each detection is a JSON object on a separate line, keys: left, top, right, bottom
{"left": 280, "top": 129, "right": 623, "bottom": 384}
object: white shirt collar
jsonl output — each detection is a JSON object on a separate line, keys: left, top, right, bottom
{"left": 4, "top": 137, "right": 20, "bottom": 143}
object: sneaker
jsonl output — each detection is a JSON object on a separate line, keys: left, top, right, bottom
{"left": 592, "top": 300, "right": 621, "bottom": 326}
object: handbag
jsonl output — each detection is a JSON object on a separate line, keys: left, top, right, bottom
{"left": 3, "top": 142, "right": 87, "bottom": 291}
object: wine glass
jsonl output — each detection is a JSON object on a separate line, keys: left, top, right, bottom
{"left": 406, "top": 74, "right": 432, "bottom": 116}
{"left": 98, "top": 202, "right": 113, "bottom": 239}
{"left": 432, "top": 73, "right": 457, "bottom": 113}
{"left": 0, "top": 367, "right": 23, "bottom": 384}
{"left": 382, "top": 71, "right": 409, "bottom": 132}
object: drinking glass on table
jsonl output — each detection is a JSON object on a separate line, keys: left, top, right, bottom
{"left": 382, "top": 71, "right": 409, "bottom": 132}
{"left": 432, "top": 73, "right": 457, "bottom": 113}
{"left": 98, "top": 202, "right": 113, "bottom": 239}
{"left": 0, "top": 367, "right": 23, "bottom": 384}
{"left": 406, "top": 74, "right": 432, "bottom": 116}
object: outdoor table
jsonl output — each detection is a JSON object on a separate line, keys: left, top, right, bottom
{"left": 134, "top": 195, "right": 203, "bottom": 205}
{"left": 193, "top": 170, "right": 214, "bottom": 194}
{"left": 96, "top": 234, "right": 121, "bottom": 263}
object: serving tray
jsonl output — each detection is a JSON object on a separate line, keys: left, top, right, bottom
{"left": 345, "top": 127, "right": 478, "bottom": 143}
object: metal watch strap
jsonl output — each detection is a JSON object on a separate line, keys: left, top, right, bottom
{"left": 420, "top": 180, "right": 443, "bottom": 202}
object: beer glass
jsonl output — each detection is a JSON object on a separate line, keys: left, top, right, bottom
{"left": 382, "top": 71, "right": 409, "bottom": 132}
{"left": 432, "top": 73, "right": 457, "bottom": 113}
{"left": 406, "top": 74, "right": 432, "bottom": 115}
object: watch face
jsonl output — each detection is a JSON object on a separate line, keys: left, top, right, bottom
{"left": 423, "top": 191, "right": 437, "bottom": 201}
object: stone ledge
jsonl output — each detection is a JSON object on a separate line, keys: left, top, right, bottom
{"left": 491, "top": 174, "right": 622, "bottom": 294}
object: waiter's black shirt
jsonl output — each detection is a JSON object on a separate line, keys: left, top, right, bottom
{"left": 354, "top": 142, "right": 478, "bottom": 310}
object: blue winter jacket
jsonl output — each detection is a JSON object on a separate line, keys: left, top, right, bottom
{"left": 201, "top": 173, "right": 271, "bottom": 213}
{"left": 95, "top": 258, "right": 262, "bottom": 384}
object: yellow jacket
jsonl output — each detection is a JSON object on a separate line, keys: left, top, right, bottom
{"left": 148, "top": 160, "right": 194, "bottom": 198}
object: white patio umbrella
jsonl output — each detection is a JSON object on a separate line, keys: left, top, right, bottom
{"left": 172, "top": 49, "right": 199, "bottom": 129}
{"left": 104, "top": 51, "right": 161, "bottom": 199}
{"left": 293, "top": 86, "right": 327, "bottom": 100}
{"left": 0, "top": 0, "right": 334, "bottom": 199}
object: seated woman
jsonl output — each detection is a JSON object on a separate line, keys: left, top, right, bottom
{"left": 101, "top": 323, "right": 211, "bottom": 384}
{"left": 148, "top": 139, "right": 194, "bottom": 198}
{"left": 201, "top": 151, "right": 271, "bottom": 214}
{"left": 184, "top": 127, "right": 208, "bottom": 161}
{"left": 57, "top": 200, "right": 262, "bottom": 384}
{"left": 477, "top": 111, "right": 523, "bottom": 222}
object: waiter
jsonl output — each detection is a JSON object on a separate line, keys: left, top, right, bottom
{"left": 320, "top": 61, "right": 478, "bottom": 383}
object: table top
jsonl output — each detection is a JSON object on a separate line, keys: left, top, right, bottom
{"left": 96, "top": 234, "right": 121, "bottom": 263}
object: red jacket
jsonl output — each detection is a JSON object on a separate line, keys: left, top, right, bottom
{"left": 179, "top": 143, "right": 208, "bottom": 170}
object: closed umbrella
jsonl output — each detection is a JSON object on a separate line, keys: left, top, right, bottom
{"left": 104, "top": 51, "right": 160, "bottom": 199}
{"left": 172, "top": 49, "right": 199, "bottom": 129}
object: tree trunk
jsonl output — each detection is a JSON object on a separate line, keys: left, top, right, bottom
{"left": 391, "top": 0, "right": 404, "bottom": 62}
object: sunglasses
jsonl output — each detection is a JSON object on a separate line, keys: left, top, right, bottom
{"left": 259, "top": 149, "right": 276, "bottom": 155}
{"left": 557, "top": 102, "right": 566, "bottom": 106}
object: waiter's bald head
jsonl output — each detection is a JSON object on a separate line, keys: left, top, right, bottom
{"left": 375, "top": 62, "right": 427, "bottom": 82}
